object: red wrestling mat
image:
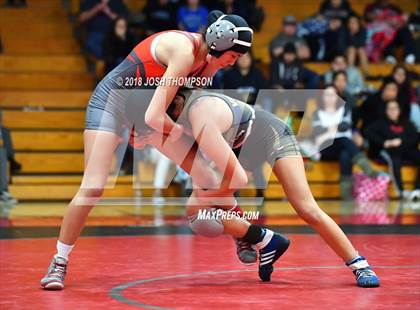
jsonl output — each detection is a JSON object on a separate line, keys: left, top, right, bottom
{"left": 0, "top": 234, "right": 419, "bottom": 309}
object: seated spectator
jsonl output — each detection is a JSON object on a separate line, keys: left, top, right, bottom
{"left": 269, "top": 15, "right": 311, "bottom": 61}
{"left": 388, "top": 65, "right": 417, "bottom": 122}
{"left": 331, "top": 70, "right": 364, "bottom": 148}
{"left": 319, "top": 0, "right": 354, "bottom": 23}
{"left": 323, "top": 16, "right": 347, "bottom": 61}
{"left": 270, "top": 43, "right": 320, "bottom": 89}
{"left": 222, "top": 52, "right": 268, "bottom": 105}
{"left": 177, "top": 0, "right": 208, "bottom": 33}
{"left": 354, "top": 79, "right": 399, "bottom": 134}
{"left": 332, "top": 70, "right": 356, "bottom": 109}
{"left": 324, "top": 54, "right": 365, "bottom": 96}
{"left": 365, "top": 100, "right": 420, "bottom": 200}
{"left": 79, "top": 0, "right": 129, "bottom": 59}
{"left": 346, "top": 14, "right": 369, "bottom": 74}
{"left": 312, "top": 86, "right": 379, "bottom": 199}
{"left": 364, "top": 0, "right": 416, "bottom": 64}
{"left": 103, "top": 17, "right": 135, "bottom": 74}
{"left": 142, "top": 0, "right": 178, "bottom": 35}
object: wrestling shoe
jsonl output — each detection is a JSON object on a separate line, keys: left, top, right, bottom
{"left": 234, "top": 237, "right": 257, "bottom": 265}
{"left": 346, "top": 255, "right": 380, "bottom": 288}
{"left": 40, "top": 256, "right": 68, "bottom": 290}
{"left": 258, "top": 231, "right": 290, "bottom": 282}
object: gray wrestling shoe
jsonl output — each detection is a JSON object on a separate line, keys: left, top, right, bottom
{"left": 40, "top": 256, "right": 68, "bottom": 290}
{"left": 234, "top": 238, "right": 257, "bottom": 265}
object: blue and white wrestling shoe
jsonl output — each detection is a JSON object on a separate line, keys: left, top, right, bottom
{"left": 346, "top": 255, "right": 380, "bottom": 287}
{"left": 258, "top": 230, "right": 290, "bottom": 282}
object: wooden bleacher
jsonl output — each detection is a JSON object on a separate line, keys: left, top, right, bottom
{"left": 0, "top": 0, "right": 417, "bottom": 201}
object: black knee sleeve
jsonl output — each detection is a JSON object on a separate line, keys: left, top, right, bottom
{"left": 242, "top": 224, "right": 264, "bottom": 244}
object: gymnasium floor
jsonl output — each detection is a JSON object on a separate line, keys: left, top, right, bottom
{"left": 0, "top": 200, "right": 419, "bottom": 309}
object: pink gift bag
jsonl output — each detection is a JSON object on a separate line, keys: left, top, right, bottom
{"left": 352, "top": 173, "right": 390, "bottom": 202}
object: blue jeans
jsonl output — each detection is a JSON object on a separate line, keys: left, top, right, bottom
{"left": 320, "top": 137, "right": 360, "bottom": 177}
{"left": 85, "top": 31, "right": 106, "bottom": 58}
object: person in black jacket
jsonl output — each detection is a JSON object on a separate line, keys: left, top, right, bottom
{"left": 346, "top": 14, "right": 368, "bottom": 74}
{"left": 102, "top": 17, "right": 135, "bottom": 74}
{"left": 270, "top": 43, "right": 320, "bottom": 89}
{"left": 365, "top": 100, "right": 420, "bottom": 200}
{"left": 222, "top": 51, "right": 268, "bottom": 105}
{"left": 388, "top": 65, "right": 417, "bottom": 120}
{"left": 354, "top": 78, "right": 399, "bottom": 134}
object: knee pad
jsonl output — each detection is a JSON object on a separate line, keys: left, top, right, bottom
{"left": 188, "top": 208, "right": 224, "bottom": 238}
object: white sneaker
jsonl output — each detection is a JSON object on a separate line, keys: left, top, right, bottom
{"left": 405, "top": 54, "right": 415, "bottom": 64}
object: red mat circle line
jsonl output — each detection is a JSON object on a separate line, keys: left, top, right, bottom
{"left": 109, "top": 264, "right": 420, "bottom": 309}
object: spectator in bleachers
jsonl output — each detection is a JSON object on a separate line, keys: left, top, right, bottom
{"left": 79, "top": 0, "right": 129, "bottom": 59}
{"left": 388, "top": 65, "right": 417, "bottom": 122}
{"left": 365, "top": 100, "right": 420, "bottom": 200}
{"left": 270, "top": 43, "right": 320, "bottom": 90}
{"left": 332, "top": 70, "right": 357, "bottom": 110}
{"left": 222, "top": 52, "right": 268, "bottom": 105}
{"left": 364, "top": 0, "right": 416, "bottom": 64}
{"left": 346, "top": 14, "right": 369, "bottom": 75}
{"left": 324, "top": 54, "right": 365, "bottom": 96}
{"left": 319, "top": 0, "right": 354, "bottom": 24}
{"left": 269, "top": 16, "right": 311, "bottom": 61}
{"left": 312, "top": 85, "right": 379, "bottom": 199}
{"left": 103, "top": 17, "right": 135, "bottom": 74}
{"left": 177, "top": 0, "right": 208, "bottom": 33}
{"left": 143, "top": 0, "right": 178, "bottom": 35}
{"left": 331, "top": 70, "right": 365, "bottom": 148}
{"left": 221, "top": 51, "right": 268, "bottom": 196}
{"left": 323, "top": 16, "right": 348, "bottom": 61}
{"left": 355, "top": 78, "right": 399, "bottom": 134}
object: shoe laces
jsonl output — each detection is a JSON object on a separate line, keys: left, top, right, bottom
{"left": 355, "top": 267, "right": 376, "bottom": 280}
{"left": 49, "top": 260, "right": 67, "bottom": 279}
{"left": 236, "top": 238, "right": 253, "bottom": 251}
